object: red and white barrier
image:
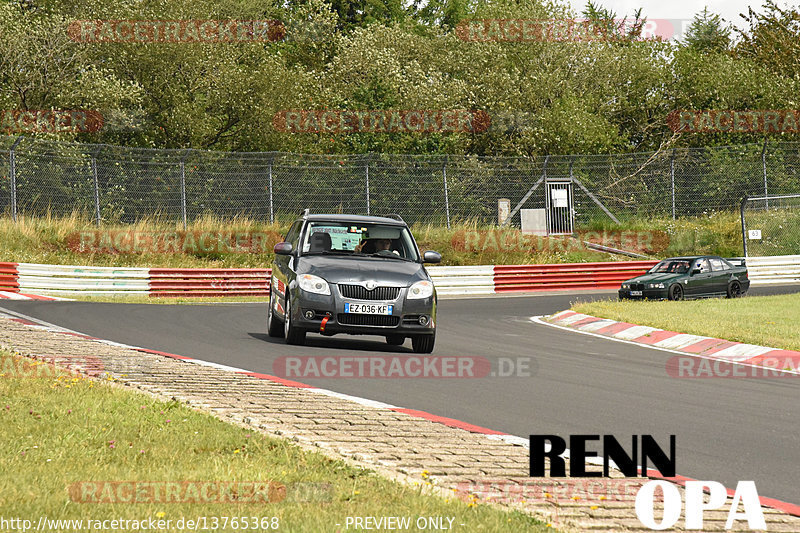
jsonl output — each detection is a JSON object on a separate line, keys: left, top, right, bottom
{"left": 0, "top": 257, "right": 796, "bottom": 299}
{"left": 149, "top": 268, "right": 271, "bottom": 297}
{"left": 0, "top": 262, "right": 19, "bottom": 293}
{"left": 428, "top": 261, "right": 658, "bottom": 295}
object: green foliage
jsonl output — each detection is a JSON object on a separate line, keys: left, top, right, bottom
{"left": 683, "top": 7, "right": 731, "bottom": 53}
{"left": 735, "top": 0, "right": 800, "bottom": 87}
{"left": 1, "top": 0, "right": 799, "bottom": 154}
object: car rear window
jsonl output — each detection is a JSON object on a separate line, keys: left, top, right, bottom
{"left": 710, "top": 258, "right": 729, "bottom": 271}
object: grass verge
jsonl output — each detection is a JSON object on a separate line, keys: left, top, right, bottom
{"left": 0, "top": 350, "right": 553, "bottom": 532}
{"left": 0, "top": 213, "right": 702, "bottom": 269}
{"left": 572, "top": 293, "right": 800, "bottom": 351}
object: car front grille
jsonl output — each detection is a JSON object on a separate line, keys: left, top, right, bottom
{"left": 337, "top": 314, "right": 400, "bottom": 327}
{"left": 631, "top": 283, "right": 644, "bottom": 291}
{"left": 338, "top": 284, "right": 400, "bottom": 301}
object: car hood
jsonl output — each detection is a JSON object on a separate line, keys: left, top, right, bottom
{"left": 297, "top": 255, "right": 427, "bottom": 285}
{"left": 625, "top": 272, "right": 685, "bottom": 284}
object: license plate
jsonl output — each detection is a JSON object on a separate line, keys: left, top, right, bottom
{"left": 630, "top": 290, "right": 643, "bottom": 296}
{"left": 344, "top": 302, "right": 393, "bottom": 315}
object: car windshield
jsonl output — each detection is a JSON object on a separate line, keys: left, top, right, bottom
{"left": 649, "top": 260, "right": 691, "bottom": 274}
{"left": 301, "top": 222, "right": 419, "bottom": 261}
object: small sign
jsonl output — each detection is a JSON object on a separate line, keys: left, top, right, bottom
{"left": 748, "top": 229, "right": 762, "bottom": 240}
{"left": 551, "top": 189, "right": 568, "bottom": 208}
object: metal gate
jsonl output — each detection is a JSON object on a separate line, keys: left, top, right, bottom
{"left": 545, "top": 181, "right": 573, "bottom": 235}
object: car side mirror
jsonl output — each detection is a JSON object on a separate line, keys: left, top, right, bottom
{"left": 422, "top": 250, "right": 442, "bottom": 264}
{"left": 274, "top": 242, "right": 293, "bottom": 255}
{"left": 691, "top": 268, "right": 701, "bottom": 275}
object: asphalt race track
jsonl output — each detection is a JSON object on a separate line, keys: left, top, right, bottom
{"left": 2, "top": 285, "right": 799, "bottom": 505}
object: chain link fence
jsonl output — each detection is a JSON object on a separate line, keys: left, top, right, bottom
{"left": 741, "top": 194, "right": 800, "bottom": 257}
{"left": 2, "top": 136, "right": 800, "bottom": 228}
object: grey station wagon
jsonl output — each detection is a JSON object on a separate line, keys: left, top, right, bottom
{"left": 267, "top": 211, "right": 441, "bottom": 353}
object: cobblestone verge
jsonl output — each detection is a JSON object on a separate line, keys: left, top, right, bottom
{"left": 1, "top": 316, "right": 796, "bottom": 532}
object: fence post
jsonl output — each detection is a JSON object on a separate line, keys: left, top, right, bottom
{"left": 268, "top": 154, "right": 274, "bottom": 224}
{"left": 180, "top": 150, "right": 189, "bottom": 230}
{"left": 91, "top": 148, "right": 101, "bottom": 226}
{"left": 670, "top": 148, "right": 676, "bottom": 220}
{"left": 365, "top": 155, "right": 370, "bottom": 215}
{"left": 740, "top": 196, "right": 749, "bottom": 258}
{"left": 761, "top": 138, "right": 769, "bottom": 209}
{"left": 442, "top": 158, "right": 451, "bottom": 229}
{"left": 9, "top": 136, "right": 23, "bottom": 223}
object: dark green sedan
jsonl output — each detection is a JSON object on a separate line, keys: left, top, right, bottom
{"left": 619, "top": 256, "right": 750, "bottom": 301}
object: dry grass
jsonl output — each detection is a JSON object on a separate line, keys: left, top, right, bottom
{"left": 0, "top": 214, "right": 619, "bottom": 268}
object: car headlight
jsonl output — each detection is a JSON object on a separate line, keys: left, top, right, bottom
{"left": 407, "top": 280, "right": 434, "bottom": 299}
{"left": 647, "top": 283, "right": 665, "bottom": 289}
{"left": 621, "top": 284, "right": 630, "bottom": 289}
{"left": 298, "top": 274, "right": 330, "bottom": 295}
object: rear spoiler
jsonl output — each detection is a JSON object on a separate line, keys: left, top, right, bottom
{"left": 726, "top": 258, "right": 746, "bottom": 267}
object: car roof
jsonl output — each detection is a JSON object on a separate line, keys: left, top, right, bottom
{"left": 662, "top": 256, "right": 721, "bottom": 261}
{"left": 303, "top": 214, "right": 407, "bottom": 226}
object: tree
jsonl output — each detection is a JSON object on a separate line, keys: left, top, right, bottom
{"left": 735, "top": 0, "right": 800, "bottom": 85}
{"left": 683, "top": 7, "right": 731, "bottom": 53}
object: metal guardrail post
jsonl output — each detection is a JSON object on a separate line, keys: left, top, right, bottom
{"left": 9, "top": 136, "right": 23, "bottom": 223}
{"left": 180, "top": 150, "right": 189, "bottom": 230}
{"left": 740, "top": 196, "right": 749, "bottom": 258}
{"left": 442, "top": 158, "right": 451, "bottom": 229}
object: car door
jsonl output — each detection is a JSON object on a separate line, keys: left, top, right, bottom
{"left": 709, "top": 257, "right": 730, "bottom": 295}
{"left": 272, "top": 220, "right": 303, "bottom": 317}
{"left": 687, "top": 258, "right": 714, "bottom": 297}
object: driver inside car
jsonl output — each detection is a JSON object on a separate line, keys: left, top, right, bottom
{"left": 356, "top": 238, "right": 398, "bottom": 255}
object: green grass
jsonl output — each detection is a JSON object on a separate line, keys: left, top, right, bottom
{"left": 0, "top": 350, "right": 554, "bottom": 532}
{"left": 572, "top": 293, "right": 800, "bottom": 351}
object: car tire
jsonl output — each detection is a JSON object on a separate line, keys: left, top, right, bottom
{"left": 284, "top": 297, "right": 306, "bottom": 346}
{"left": 668, "top": 284, "right": 684, "bottom": 301}
{"left": 386, "top": 335, "right": 405, "bottom": 346}
{"left": 411, "top": 333, "right": 435, "bottom": 354}
{"left": 267, "top": 290, "right": 284, "bottom": 338}
{"left": 726, "top": 280, "right": 742, "bottom": 299}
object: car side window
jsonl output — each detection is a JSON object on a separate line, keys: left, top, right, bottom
{"left": 710, "top": 258, "right": 726, "bottom": 271}
{"left": 284, "top": 221, "right": 302, "bottom": 248}
{"left": 695, "top": 259, "right": 711, "bottom": 273}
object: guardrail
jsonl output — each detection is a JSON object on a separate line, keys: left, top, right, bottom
{"left": 149, "top": 268, "right": 271, "bottom": 297}
{"left": 1, "top": 257, "right": 796, "bottom": 298}
{"left": 0, "top": 262, "right": 19, "bottom": 292}
{"left": 493, "top": 261, "right": 658, "bottom": 293}
{"left": 427, "top": 266, "right": 495, "bottom": 296}
{"left": 744, "top": 255, "right": 800, "bottom": 285}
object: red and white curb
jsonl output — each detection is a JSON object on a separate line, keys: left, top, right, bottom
{"left": 1, "top": 306, "right": 799, "bottom": 518}
{"left": 0, "top": 291, "right": 64, "bottom": 301}
{"left": 539, "top": 310, "right": 800, "bottom": 373}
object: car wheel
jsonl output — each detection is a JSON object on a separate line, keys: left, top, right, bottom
{"left": 411, "top": 333, "right": 435, "bottom": 354}
{"left": 668, "top": 284, "right": 684, "bottom": 301}
{"left": 284, "top": 297, "right": 306, "bottom": 345}
{"left": 386, "top": 335, "right": 405, "bottom": 346}
{"left": 267, "top": 290, "right": 284, "bottom": 338}
{"left": 727, "top": 280, "right": 742, "bottom": 299}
